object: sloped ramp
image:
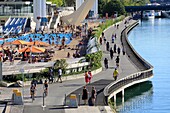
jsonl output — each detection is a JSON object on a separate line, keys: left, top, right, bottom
{"left": 66, "top": 79, "right": 113, "bottom": 106}
{"left": 61, "top": 0, "right": 95, "bottom": 26}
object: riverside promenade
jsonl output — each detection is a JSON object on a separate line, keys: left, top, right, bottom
{"left": 1, "top": 18, "right": 145, "bottom": 113}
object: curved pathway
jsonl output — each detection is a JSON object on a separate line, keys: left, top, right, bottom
{"left": 3, "top": 19, "right": 139, "bottom": 113}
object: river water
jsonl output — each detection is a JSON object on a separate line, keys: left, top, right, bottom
{"left": 116, "top": 18, "right": 170, "bottom": 113}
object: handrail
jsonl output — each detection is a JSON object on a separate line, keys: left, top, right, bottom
{"left": 48, "top": 8, "right": 54, "bottom": 29}
{"left": 104, "top": 68, "right": 153, "bottom": 97}
{"left": 5, "top": 16, "right": 11, "bottom": 27}
{"left": 103, "top": 20, "right": 154, "bottom": 103}
{"left": 54, "top": 13, "right": 60, "bottom": 29}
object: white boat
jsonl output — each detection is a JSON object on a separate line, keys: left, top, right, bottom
{"left": 155, "top": 11, "right": 161, "bottom": 18}
{"left": 142, "top": 10, "right": 155, "bottom": 20}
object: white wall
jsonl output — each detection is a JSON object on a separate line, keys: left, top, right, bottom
{"left": 76, "top": 0, "right": 98, "bottom": 18}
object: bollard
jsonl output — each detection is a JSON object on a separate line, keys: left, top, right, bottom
{"left": 43, "top": 92, "right": 45, "bottom": 107}
{"left": 95, "top": 90, "right": 99, "bottom": 106}
{"left": 64, "top": 94, "right": 66, "bottom": 106}
{"left": 42, "top": 92, "right": 46, "bottom": 110}
{"left": 78, "top": 94, "right": 80, "bottom": 106}
{"left": 69, "top": 94, "right": 78, "bottom": 108}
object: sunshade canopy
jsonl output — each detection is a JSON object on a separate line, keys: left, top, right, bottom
{"left": 12, "top": 40, "right": 28, "bottom": 45}
{"left": 27, "top": 41, "right": 49, "bottom": 47}
{"left": 19, "top": 46, "right": 46, "bottom": 53}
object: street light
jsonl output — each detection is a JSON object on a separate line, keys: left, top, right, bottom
{"left": 0, "top": 60, "right": 2, "bottom": 82}
{"left": 19, "top": 68, "right": 25, "bottom": 102}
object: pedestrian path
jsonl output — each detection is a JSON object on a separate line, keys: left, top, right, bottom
{"left": 3, "top": 18, "right": 140, "bottom": 113}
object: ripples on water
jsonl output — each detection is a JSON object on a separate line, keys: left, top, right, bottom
{"left": 114, "top": 19, "right": 170, "bottom": 113}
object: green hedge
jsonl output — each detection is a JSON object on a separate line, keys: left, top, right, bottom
{"left": 95, "top": 16, "right": 125, "bottom": 38}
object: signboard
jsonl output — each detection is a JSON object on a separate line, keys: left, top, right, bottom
{"left": 69, "top": 94, "right": 78, "bottom": 108}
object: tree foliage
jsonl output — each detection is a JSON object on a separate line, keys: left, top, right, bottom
{"left": 85, "top": 51, "right": 102, "bottom": 68}
{"left": 120, "top": 0, "right": 150, "bottom": 6}
{"left": 54, "top": 59, "right": 68, "bottom": 71}
{"left": 99, "top": 0, "right": 151, "bottom": 16}
{"left": 47, "top": 0, "right": 63, "bottom": 7}
{"left": 103, "top": 0, "right": 125, "bottom": 17}
{"left": 47, "top": 0, "right": 75, "bottom": 7}
{"left": 65, "top": 0, "right": 75, "bottom": 6}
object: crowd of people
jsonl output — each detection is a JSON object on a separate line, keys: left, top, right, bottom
{"left": 29, "top": 67, "right": 63, "bottom": 100}
{"left": 82, "top": 86, "right": 96, "bottom": 105}
{"left": 100, "top": 21, "right": 127, "bottom": 81}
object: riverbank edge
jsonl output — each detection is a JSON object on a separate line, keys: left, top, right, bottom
{"left": 104, "top": 20, "right": 154, "bottom": 112}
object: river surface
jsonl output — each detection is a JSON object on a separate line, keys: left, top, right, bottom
{"left": 117, "top": 18, "right": 170, "bottom": 113}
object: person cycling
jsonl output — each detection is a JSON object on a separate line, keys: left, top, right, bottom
{"left": 30, "top": 84, "right": 36, "bottom": 101}
{"left": 44, "top": 80, "right": 48, "bottom": 96}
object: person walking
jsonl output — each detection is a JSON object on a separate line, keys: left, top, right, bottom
{"left": 122, "top": 46, "right": 126, "bottom": 55}
{"left": 113, "top": 68, "right": 119, "bottom": 80}
{"left": 31, "top": 78, "right": 37, "bottom": 88}
{"left": 115, "top": 56, "right": 120, "bottom": 67}
{"left": 115, "top": 33, "right": 117, "bottom": 39}
{"left": 84, "top": 71, "right": 89, "bottom": 85}
{"left": 44, "top": 80, "right": 48, "bottom": 96}
{"left": 110, "top": 47, "right": 114, "bottom": 60}
{"left": 49, "top": 68, "right": 54, "bottom": 83}
{"left": 104, "top": 36, "right": 106, "bottom": 44}
{"left": 88, "top": 70, "right": 92, "bottom": 84}
{"left": 104, "top": 58, "right": 108, "bottom": 69}
{"left": 82, "top": 86, "right": 88, "bottom": 105}
{"left": 112, "top": 34, "right": 115, "bottom": 43}
{"left": 57, "top": 68, "right": 62, "bottom": 83}
{"left": 114, "top": 44, "right": 117, "bottom": 53}
{"left": 106, "top": 42, "right": 110, "bottom": 51}
{"left": 117, "top": 47, "right": 121, "bottom": 55}
{"left": 30, "top": 84, "right": 36, "bottom": 100}
{"left": 91, "top": 86, "right": 96, "bottom": 106}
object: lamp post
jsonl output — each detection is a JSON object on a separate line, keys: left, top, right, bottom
{"left": 19, "top": 68, "right": 25, "bottom": 101}
{"left": 0, "top": 60, "right": 2, "bottom": 81}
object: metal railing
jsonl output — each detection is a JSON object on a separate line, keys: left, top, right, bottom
{"left": 105, "top": 69, "right": 153, "bottom": 97}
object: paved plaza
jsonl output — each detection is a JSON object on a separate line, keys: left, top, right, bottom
{"left": 0, "top": 19, "right": 140, "bottom": 113}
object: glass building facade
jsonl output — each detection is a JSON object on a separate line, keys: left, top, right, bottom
{"left": 0, "top": 0, "right": 52, "bottom": 17}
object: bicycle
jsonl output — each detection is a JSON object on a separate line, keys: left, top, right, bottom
{"left": 31, "top": 91, "right": 35, "bottom": 102}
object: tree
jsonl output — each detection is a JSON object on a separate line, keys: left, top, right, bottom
{"left": 103, "top": 0, "right": 126, "bottom": 17}
{"left": 54, "top": 59, "right": 68, "bottom": 73}
{"left": 65, "top": 0, "right": 75, "bottom": 6}
{"left": 47, "top": 0, "right": 63, "bottom": 7}
{"left": 120, "top": 0, "right": 150, "bottom": 6}
{"left": 98, "top": 0, "right": 105, "bottom": 15}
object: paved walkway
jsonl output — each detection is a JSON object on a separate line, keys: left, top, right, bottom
{"left": 1, "top": 19, "right": 139, "bottom": 113}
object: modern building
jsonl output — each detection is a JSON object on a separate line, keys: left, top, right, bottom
{"left": 0, "top": 0, "right": 54, "bottom": 33}
{"left": 76, "top": 0, "right": 98, "bottom": 18}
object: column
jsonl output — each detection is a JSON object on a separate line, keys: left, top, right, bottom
{"left": 122, "top": 89, "right": 124, "bottom": 105}
{"left": 41, "top": 0, "right": 46, "bottom": 18}
{"left": 33, "top": 0, "right": 41, "bottom": 31}
{"left": 76, "top": 0, "right": 84, "bottom": 10}
{"left": 95, "top": 0, "right": 98, "bottom": 17}
{"left": 114, "top": 94, "right": 116, "bottom": 109}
